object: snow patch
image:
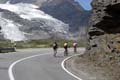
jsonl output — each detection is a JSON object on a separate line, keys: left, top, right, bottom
{"left": 0, "top": 3, "right": 57, "bottom": 20}
{"left": 0, "top": 18, "right": 26, "bottom": 41}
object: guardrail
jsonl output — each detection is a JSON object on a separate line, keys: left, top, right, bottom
{"left": 0, "top": 48, "right": 16, "bottom": 53}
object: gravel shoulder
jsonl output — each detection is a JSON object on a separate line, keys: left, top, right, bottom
{"left": 65, "top": 55, "right": 110, "bottom": 80}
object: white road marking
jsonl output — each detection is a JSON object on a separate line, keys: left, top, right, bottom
{"left": 61, "top": 49, "right": 85, "bottom": 80}
{"left": 8, "top": 48, "right": 85, "bottom": 80}
{"left": 8, "top": 53, "right": 50, "bottom": 80}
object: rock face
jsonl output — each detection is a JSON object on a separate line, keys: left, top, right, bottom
{"left": 87, "top": 0, "right": 120, "bottom": 54}
{"left": 86, "top": 0, "right": 120, "bottom": 79}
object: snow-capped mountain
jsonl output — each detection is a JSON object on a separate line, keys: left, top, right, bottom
{"left": 0, "top": 3, "right": 70, "bottom": 41}
{"left": 0, "top": 0, "right": 91, "bottom": 40}
{"left": 8, "top": 0, "right": 91, "bottom": 32}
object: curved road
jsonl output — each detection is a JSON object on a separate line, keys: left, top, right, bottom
{"left": 0, "top": 48, "right": 85, "bottom": 80}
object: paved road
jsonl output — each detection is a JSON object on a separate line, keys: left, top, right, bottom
{"left": 0, "top": 48, "right": 84, "bottom": 80}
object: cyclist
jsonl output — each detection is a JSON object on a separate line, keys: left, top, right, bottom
{"left": 64, "top": 42, "right": 68, "bottom": 56}
{"left": 53, "top": 42, "right": 58, "bottom": 57}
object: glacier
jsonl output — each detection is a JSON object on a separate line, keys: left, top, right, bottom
{"left": 0, "top": 2, "right": 70, "bottom": 41}
{"left": 0, "top": 17, "right": 26, "bottom": 41}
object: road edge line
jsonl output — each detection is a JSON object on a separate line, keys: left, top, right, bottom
{"left": 8, "top": 53, "right": 50, "bottom": 80}
{"left": 61, "top": 53, "right": 84, "bottom": 80}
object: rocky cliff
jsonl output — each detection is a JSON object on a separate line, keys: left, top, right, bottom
{"left": 87, "top": 0, "right": 120, "bottom": 56}
{"left": 86, "top": 0, "right": 120, "bottom": 79}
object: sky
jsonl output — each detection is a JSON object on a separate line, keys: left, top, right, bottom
{"left": 75, "top": 0, "right": 92, "bottom": 10}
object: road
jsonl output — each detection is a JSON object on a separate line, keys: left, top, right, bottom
{"left": 0, "top": 48, "right": 85, "bottom": 80}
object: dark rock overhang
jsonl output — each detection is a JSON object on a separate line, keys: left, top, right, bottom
{"left": 93, "top": 3, "right": 120, "bottom": 34}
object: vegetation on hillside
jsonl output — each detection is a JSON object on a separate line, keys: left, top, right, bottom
{"left": 0, "top": 0, "right": 7, "bottom": 3}
{"left": 0, "top": 39, "right": 86, "bottom": 49}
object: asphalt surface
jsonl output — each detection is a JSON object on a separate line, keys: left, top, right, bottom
{"left": 0, "top": 48, "right": 84, "bottom": 80}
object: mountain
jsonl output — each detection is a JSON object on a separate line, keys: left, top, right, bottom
{"left": 39, "top": 0, "right": 91, "bottom": 32}
{"left": 0, "top": 0, "right": 91, "bottom": 40}
{"left": 9, "top": 0, "right": 91, "bottom": 34}
{"left": 0, "top": 3, "right": 70, "bottom": 41}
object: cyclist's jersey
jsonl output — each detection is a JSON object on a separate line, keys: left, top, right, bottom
{"left": 73, "top": 43, "right": 77, "bottom": 47}
{"left": 64, "top": 43, "right": 68, "bottom": 48}
{"left": 53, "top": 43, "right": 58, "bottom": 49}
